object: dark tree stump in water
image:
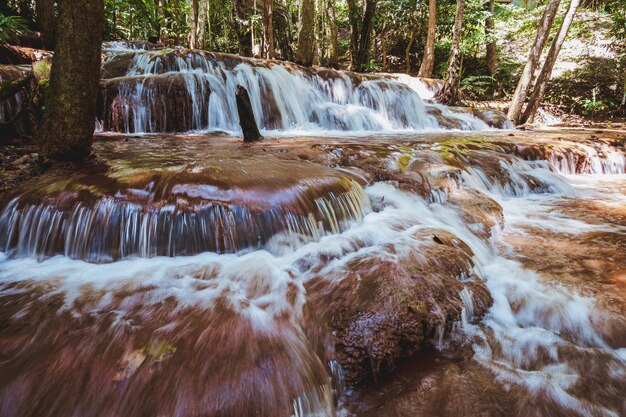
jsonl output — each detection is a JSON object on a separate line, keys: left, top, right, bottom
{"left": 236, "top": 84, "right": 263, "bottom": 142}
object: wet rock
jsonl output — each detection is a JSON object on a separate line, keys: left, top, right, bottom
{"left": 425, "top": 106, "right": 465, "bottom": 130}
{"left": 0, "top": 44, "right": 52, "bottom": 65}
{"left": 101, "top": 53, "right": 135, "bottom": 79}
{"left": 0, "top": 275, "right": 330, "bottom": 417}
{"left": 305, "top": 228, "right": 492, "bottom": 385}
{"left": 99, "top": 74, "right": 203, "bottom": 132}
{"left": 469, "top": 108, "right": 512, "bottom": 129}
{"left": 446, "top": 188, "right": 504, "bottom": 241}
{"left": 346, "top": 357, "right": 513, "bottom": 417}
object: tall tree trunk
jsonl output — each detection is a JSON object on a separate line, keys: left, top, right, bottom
{"left": 325, "top": 0, "right": 339, "bottom": 68}
{"left": 433, "top": 0, "right": 464, "bottom": 105}
{"left": 189, "top": 0, "right": 209, "bottom": 49}
{"left": 354, "top": 0, "right": 376, "bottom": 72}
{"left": 346, "top": 0, "right": 360, "bottom": 71}
{"left": 197, "top": 0, "right": 208, "bottom": 48}
{"left": 507, "top": 0, "right": 561, "bottom": 124}
{"left": 297, "top": 0, "right": 316, "bottom": 66}
{"left": 38, "top": 0, "right": 103, "bottom": 162}
{"left": 233, "top": 0, "right": 253, "bottom": 56}
{"left": 263, "top": 0, "right": 275, "bottom": 58}
{"left": 381, "top": 21, "right": 387, "bottom": 71}
{"left": 418, "top": 0, "right": 436, "bottom": 78}
{"left": 485, "top": 0, "right": 497, "bottom": 76}
{"left": 35, "top": 0, "right": 56, "bottom": 50}
{"left": 521, "top": 0, "right": 580, "bottom": 124}
{"left": 189, "top": 0, "right": 198, "bottom": 48}
{"left": 405, "top": 34, "right": 416, "bottom": 74}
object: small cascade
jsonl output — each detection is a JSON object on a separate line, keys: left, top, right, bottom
{"left": 459, "top": 287, "right": 475, "bottom": 328}
{"left": 545, "top": 142, "right": 626, "bottom": 175}
{"left": 99, "top": 49, "right": 496, "bottom": 134}
{"left": 0, "top": 65, "right": 30, "bottom": 124}
{"left": 0, "top": 144, "right": 372, "bottom": 262}
{"left": 0, "top": 179, "right": 370, "bottom": 262}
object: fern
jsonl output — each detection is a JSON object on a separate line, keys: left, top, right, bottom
{"left": 0, "top": 13, "right": 28, "bottom": 43}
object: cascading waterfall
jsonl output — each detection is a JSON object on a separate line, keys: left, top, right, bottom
{"left": 2, "top": 40, "right": 625, "bottom": 417}
{"left": 0, "top": 182, "right": 370, "bottom": 262}
{"left": 99, "top": 48, "right": 497, "bottom": 134}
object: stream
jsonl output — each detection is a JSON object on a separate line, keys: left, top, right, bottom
{"left": 0, "top": 44, "right": 624, "bottom": 417}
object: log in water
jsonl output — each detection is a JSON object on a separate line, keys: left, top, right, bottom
{"left": 236, "top": 84, "right": 263, "bottom": 142}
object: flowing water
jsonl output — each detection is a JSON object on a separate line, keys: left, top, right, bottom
{"left": 98, "top": 45, "right": 502, "bottom": 134}
{"left": 0, "top": 44, "right": 625, "bottom": 417}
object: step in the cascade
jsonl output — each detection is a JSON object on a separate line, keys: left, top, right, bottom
{"left": 0, "top": 144, "right": 371, "bottom": 262}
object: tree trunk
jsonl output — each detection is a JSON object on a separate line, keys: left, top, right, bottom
{"left": 233, "top": 0, "right": 253, "bottom": 56}
{"left": 418, "top": 0, "right": 436, "bottom": 78}
{"left": 405, "top": 35, "right": 415, "bottom": 74}
{"left": 507, "top": 0, "right": 561, "bottom": 124}
{"left": 236, "top": 85, "right": 263, "bottom": 142}
{"left": 189, "top": 0, "right": 198, "bottom": 48}
{"left": 326, "top": 0, "right": 339, "bottom": 68}
{"left": 263, "top": 0, "right": 275, "bottom": 58}
{"left": 485, "top": 0, "right": 497, "bottom": 76}
{"left": 189, "top": 0, "right": 209, "bottom": 49}
{"left": 381, "top": 21, "right": 387, "bottom": 71}
{"left": 198, "top": 0, "right": 208, "bottom": 48}
{"left": 354, "top": 0, "right": 376, "bottom": 72}
{"left": 433, "top": 0, "right": 464, "bottom": 105}
{"left": 296, "top": 0, "right": 316, "bottom": 66}
{"left": 347, "top": 0, "right": 360, "bottom": 71}
{"left": 521, "top": 0, "right": 580, "bottom": 124}
{"left": 38, "top": 0, "right": 103, "bottom": 162}
{"left": 35, "top": 0, "right": 56, "bottom": 50}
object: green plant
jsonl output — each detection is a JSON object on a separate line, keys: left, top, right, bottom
{"left": 461, "top": 74, "right": 496, "bottom": 100}
{"left": 580, "top": 98, "right": 613, "bottom": 113}
{"left": 0, "top": 12, "right": 28, "bottom": 43}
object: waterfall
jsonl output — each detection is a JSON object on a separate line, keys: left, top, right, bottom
{"left": 0, "top": 132, "right": 624, "bottom": 417}
{"left": 99, "top": 49, "right": 499, "bottom": 134}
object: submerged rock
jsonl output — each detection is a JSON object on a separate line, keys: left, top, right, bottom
{"left": 306, "top": 228, "right": 492, "bottom": 385}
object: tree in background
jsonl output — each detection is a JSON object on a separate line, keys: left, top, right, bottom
{"left": 434, "top": 0, "right": 464, "bottom": 104}
{"left": 347, "top": 0, "right": 377, "bottom": 71}
{"left": 418, "top": 0, "right": 436, "bottom": 77}
{"left": 296, "top": 0, "right": 315, "bottom": 65}
{"left": 35, "top": 0, "right": 55, "bottom": 50}
{"left": 507, "top": 0, "right": 561, "bottom": 124}
{"left": 521, "top": 0, "right": 581, "bottom": 123}
{"left": 189, "top": 0, "right": 209, "bottom": 48}
{"left": 38, "top": 0, "right": 104, "bottom": 161}
{"left": 325, "top": 0, "right": 339, "bottom": 68}
{"left": 485, "top": 0, "right": 496, "bottom": 76}
{"left": 262, "top": 0, "right": 275, "bottom": 58}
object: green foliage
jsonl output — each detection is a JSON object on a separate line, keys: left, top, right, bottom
{"left": 579, "top": 98, "right": 615, "bottom": 115}
{"left": 0, "top": 12, "right": 28, "bottom": 43}
{"left": 104, "top": 0, "right": 189, "bottom": 44}
{"left": 461, "top": 74, "right": 496, "bottom": 99}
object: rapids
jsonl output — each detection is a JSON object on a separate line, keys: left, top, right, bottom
{"left": 0, "top": 129, "right": 624, "bottom": 417}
